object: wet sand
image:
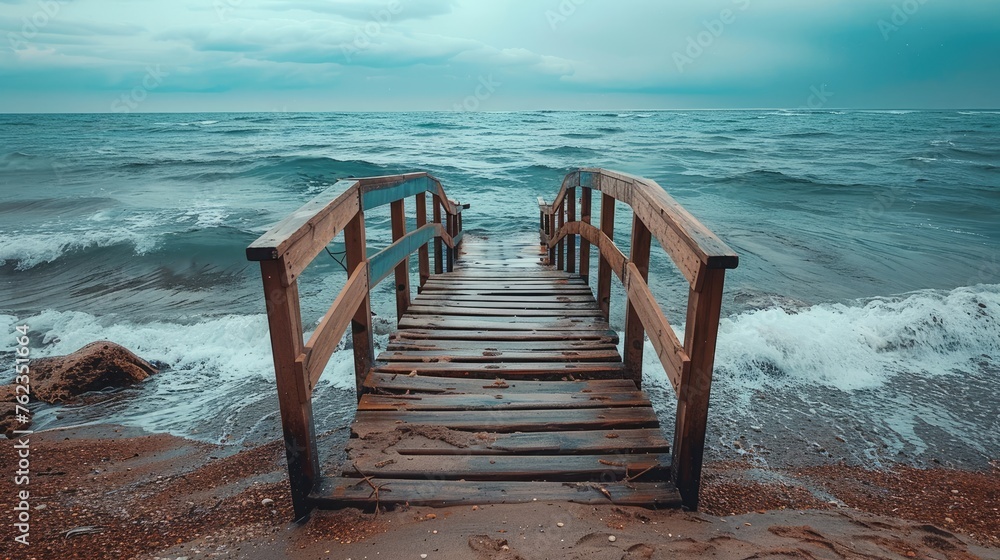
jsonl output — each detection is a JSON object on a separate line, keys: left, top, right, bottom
{"left": 1, "top": 425, "right": 996, "bottom": 559}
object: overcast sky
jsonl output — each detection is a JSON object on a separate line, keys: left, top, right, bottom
{"left": 1, "top": 0, "right": 998, "bottom": 112}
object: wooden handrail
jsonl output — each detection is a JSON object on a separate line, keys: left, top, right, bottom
{"left": 247, "top": 171, "right": 465, "bottom": 519}
{"left": 540, "top": 167, "right": 737, "bottom": 512}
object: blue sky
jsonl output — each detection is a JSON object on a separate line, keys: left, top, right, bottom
{"left": 1, "top": 0, "right": 998, "bottom": 112}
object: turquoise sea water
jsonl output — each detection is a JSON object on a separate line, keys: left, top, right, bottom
{"left": 1, "top": 111, "right": 997, "bottom": 467}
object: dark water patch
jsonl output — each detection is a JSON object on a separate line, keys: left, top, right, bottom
{"left": 559, "top": 132, "right": 602, "bottom": 139}
{"left": 539, "top": 145, "right": 601, "bottom": 158}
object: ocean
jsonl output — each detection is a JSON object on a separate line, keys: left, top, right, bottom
{"left": 1, "top": 111, "right": 997, "bottom": 468}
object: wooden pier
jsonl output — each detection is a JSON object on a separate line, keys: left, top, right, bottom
{"left": 247, "top": 169, "right": 738, "bottom": 519}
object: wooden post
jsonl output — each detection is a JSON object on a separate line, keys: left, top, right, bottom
{"left": 596, "top": 193, "right": 615, "bottom": 319}
{"left": 433, "top": 194, "right": 444, "bottom": 275}
{"left": 259, "top": 259, "right": 319, "bottom": 520}
{"left": 416, "top": 193, "right": 430, "bottom": 291}
{"left": 556, "top": 201, "right": 565, "bottom": 271}
{"left": 446, "top": 213, "right": 455, "bottom": 273}
{"left": 579, "top": 188, "right": 592, "bottom": 283}
{"left": 539, "top": 204, "right": 545, "bottom": 245}
{"left": 566, "top": 187, "right": 576, "bottom": 274}
{"left": 547, "top": 210, "right": 556, "bottom": 266}
{"left": 672, "top": 267, "right": 727, "bottom": 510}
{"left": 623, "top": 214, "right": 651, "bottom": 388}
{"left": 344, "top": 211, "right": 374, "bottom": 401}
{"left": 390, "top": 199, "right": 411, "bottom": 321}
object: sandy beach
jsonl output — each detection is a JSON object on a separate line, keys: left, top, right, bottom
{"left": 3, "top": 425, "right": 996, "bottom": 560}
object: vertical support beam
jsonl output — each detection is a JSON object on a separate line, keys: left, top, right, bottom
{"left": 446, "top": 213, "right": 455, "bottom": 273}
{"left": 547, "top": 210, "right": 556, "bottom": 266}
{"left": 433, "top": 194, "right": 444, "bottom": 275}
{"left": 672, "top": 267, "right": 727, "bottom": 511}
{"left": 566, "top": 187, "right": 576, "bottom": 274}
{"left": 260, "top": 259, "right": 319, "bottom": 521}
{"left": 539, "top": 204, "right": 545, "bottom": 245}
{"left": 623, "top": 214, "right": 651, "bottom": 388}
{"left": 390, "top": 199, "right": 411, "bottom": 321}
{"left": 556, "top": 201, "right": 565, "bottom": 271}
{"left": 416, "top": 193, "right": 430, "bottom": 291}
{"left": 596, "top": 193, "right": 615, "bottom": 319}
{"left": 344, "top": 211, "right": 374, "bottom": 401}
{"left": 579, "top": 188, "right": 592, "bottom": 283}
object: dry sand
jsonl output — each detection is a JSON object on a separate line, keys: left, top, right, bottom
{"left": 1, "top": 425, "right": 996, "bottom": 560}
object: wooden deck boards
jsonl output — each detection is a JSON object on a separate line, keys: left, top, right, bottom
{"left": 317, "top": 238, "right": 681, "bottom": 510}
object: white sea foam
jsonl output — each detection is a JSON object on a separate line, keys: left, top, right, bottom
{"left": 712, "top": 284, "right": 999, "bottom": 392}
{"left": 0, "top": 228, "right": 159, "bottom": 270}
{"left": 0, "top": 309, "right": 369, "bottom": 441}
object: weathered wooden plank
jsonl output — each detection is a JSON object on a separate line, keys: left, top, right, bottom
{"left": 259, "top": 259, "right": 319, "bottom": 519}
{"left": 412, "top": 294, "right": 596, "bottom": 304}
{"left": 345, "top": 454, "right": 670, "bottom": 482}
{"left": 369, "top": 224, "right": 438, "bottom": 287}
{"left": 361, "top": 174, "right": 429, "bottom": 209}
{"left": 358, "top": 391, "right": 650, "bottom": 411}
{"left": 552, "top": 222, "right": 626, "bottom": 282}
{"left": 404, "top": 299, "right": 601, "bottom": 311}
{"left": 372, "top": 361, "right": 625, "bottom": 378}
{"left": 422, "top": 278, "right": 587, "bottom": 287}
{"left": 311, "top": 479, "right": 682, "bottom": 509}
{"left": 623, "top": 213, "right": 652, "bottom": 386}
{"left": 404, "top": 305, "right": 605, "bottom": 318}
{"left": 344, "top": 212, "right": 374, "bottom": 399}
{"left": 377, "top": 348, "right": 620, "bottom": 363}
{"left": 362, "top": 372, "right": 637, "bottom": 394}
{"left": 672, "top": 267, "right": 727, "bottom": 511}
{"left": 386, "top": 339, "right": 618, "bottom": 352}
{"left": 597, "top": 192, "right": 615, "bottom": 318}
{"left": 397, "top": 316, "right": 612, "bottom": 331}
{"left": 390, "top": 198, "right": 411, "bottom": 320}
{"left": 624, "top": 262, "right": 688, "bottom": 394}
{"left": 247, "top": 181, "right": 360, "bottom": 286}
{"left": 391, "top": 329, "right": 619, "bottom": 342}
{"left": 352, "top": 407, "right": 658, "bottom": 436}
{"left": 375, "top": 428, "right": 670, "bottom": 456}
{"left": 299, "top": 265, "right": 368, "bottom": 392}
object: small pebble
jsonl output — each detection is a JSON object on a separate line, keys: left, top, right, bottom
{"left": 432, "top": 530, "right": 437, "bottom": 534}
{"left": 472, "top": 505, "right": 479, "bottom": 511}
{"left": 261, "top": 498, "right": 274, "bottom": 507}
{"left": 951, "top": 489, "right": 959, "bottom": 494}
{"left": 945, "top": 517, "right": 955, "bottom": 523}
{"left": 420, "top": 555, "right": 428, "bottom": 559}
{"left": 556, "top": 522, "right": 564, "bottom": 528}
{"left": 425, "top": 513, "right": 437, "bottom": 520}
{"left": 608, "top": 535, "right": 616, "bottom": 542}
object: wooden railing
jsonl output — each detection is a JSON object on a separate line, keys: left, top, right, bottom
{"left": 246, "top": 172, "right": 466, "bottom": 519}
{"left": 539, "top": 168, "right": 738, "bottom": 510}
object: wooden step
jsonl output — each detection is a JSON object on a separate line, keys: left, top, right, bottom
{"left": 358, "top": 391, "right": 650, "bottom": 411}
{"left": 310, "top": 479, "right": 682, "bottom": 510}
{"left": 343, "top": 454, "right": 670, "bottom": 482}
{"left": 351, "top": 407, "right": 659, "bottom": 437}
{"left": 363, "top": 372, "right": 636, "bottom": 394}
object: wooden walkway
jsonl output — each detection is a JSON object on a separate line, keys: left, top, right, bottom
{"left": 247, "top": 169, "right": 738, "bottom": 519}
{"left": 314, "top": 238, "right": 681, "bottom": 509}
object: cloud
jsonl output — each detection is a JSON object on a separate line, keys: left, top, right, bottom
{"left": 258, "top": 0, "right": 457, "bottom": 21}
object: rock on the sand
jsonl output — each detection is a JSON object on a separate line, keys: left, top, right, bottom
{"left": 3, "top": 341, "right": 159, "bottom": 437}
{"left": 30, "top": 341, "right": 159, "bottom": 403}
